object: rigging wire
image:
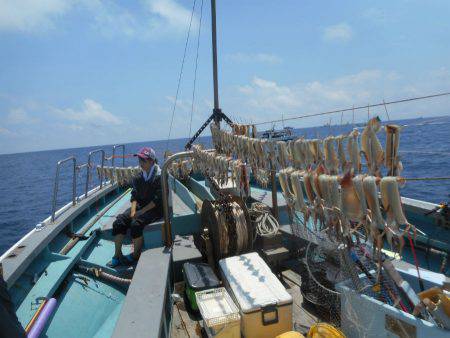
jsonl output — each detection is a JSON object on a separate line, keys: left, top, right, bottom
{"left": 189, "top": 0, "right": 204, "bottom": 139}
{"left": 165, "top": 0, "right": 197, "bottom": 152}
{"left": 252, "top": 91, "right": 450, "bottom": 126}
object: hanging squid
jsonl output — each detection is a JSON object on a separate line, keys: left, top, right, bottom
{"left": 362, "top": 176, "right": 386, "bottom": 250}
{"left": 385, "top": 124, "right": 403, "bottom": 176}
{"left": 323, "top": 136, "right": 339, "bottom": 174}
{"left": 347, "top": 129, "right": 361, "bottom": 174}
{"left": 380, "top": 176, "right": 414, "bottom": 255}
{"left": 361, "top": 117, "right": 384, "bottom": 176}
{"left": 290, "top": 170, "right": 310, "bottom": 226}
{"left": 336, "top": 135, "right": 348, "bottom": 172}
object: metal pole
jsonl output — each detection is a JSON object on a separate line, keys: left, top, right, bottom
{"left": 85, "top": 149, "right": 105, "bottom": 198}
{"left": 52, "top": 156, "right": 76, "bottom": 222}
{"left": 211, "top": 0, "right": 220, "bottom": 112}
{"left": 270, "top": 161, "right": 279, "bottom": 221}
{"left": 161, "top": 151, "right": 194, "bottom": 247}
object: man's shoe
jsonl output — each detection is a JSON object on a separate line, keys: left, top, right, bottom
{"left": 107, "top": 256, "right": 124, "bottom": 268}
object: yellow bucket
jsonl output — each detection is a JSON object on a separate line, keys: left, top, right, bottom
{"left": 307, "top": 323, "right": 346, "bottom": 338}
{"left": 276, "top": 331, "right": 305, "bottom": 338}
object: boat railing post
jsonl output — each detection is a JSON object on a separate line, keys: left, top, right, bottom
{"left": 52, "top": 156, "right": 77, "bottom": 222}
{"left": 85, "top": 149, "right": 106, "bottom": 198}
{"left": 161, "top": 151, "right": 194, "bottom": 247}
{"left": 112, "top": 144, "right": 125, "bottom": 169}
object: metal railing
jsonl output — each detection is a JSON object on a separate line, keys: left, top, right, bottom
{"left": 85, "top": 149, "right": 105, "bottom": 198}
{"left": 52, "top": 156, "right": 77, "bottom": 222}
{"left": 51, "top": 145, "right": 126, "bottom": 223}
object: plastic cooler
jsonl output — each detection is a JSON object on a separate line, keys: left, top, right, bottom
{"left": 219, "top": 252, "right": 293, "bottom": 338}
{"left": 183, "top": 262, "right": 220, "bottom": 311}
{"left": 196, "top": 287, "right": 241, "bottom": 338}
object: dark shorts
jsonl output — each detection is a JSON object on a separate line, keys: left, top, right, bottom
{"left": 112, "top": 208, "right": 162, "bottom": 239}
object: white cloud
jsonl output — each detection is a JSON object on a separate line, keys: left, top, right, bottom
{"left": 228, "top": 68, "right": 450, "bottom": 126}
{"left": 0, "top": 126, "right": 15, "bottom": 136}
{"left": 237, "top": 77, "right": 301, "bottom": 111}
{"left": 0, "top": 0, "right": 73, "bottom": 32}
{"left": 0, "top": 0, "right": 197, "bottom": 38}
{"left": 6, "top": 108, "right": 39, "bottom": 124}
{"left": 145, "top": 0, "right": 198, "bottom": 35}
{"left": 323, "top": 22, "right": 353, "bottom": 42}
{"left": 226, "top": 52, "right": 282, "bottom": 65}
{"left": 52, "top": 98, "right": 122, "bottom": 125}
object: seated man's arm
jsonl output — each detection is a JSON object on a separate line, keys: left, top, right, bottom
{"left": 134, "top": 176, "right": 162, "bottom": 217}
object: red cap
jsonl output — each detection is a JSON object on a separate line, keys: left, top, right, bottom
{"left": 134, "top": 147, "right": 156, "bottom": 161}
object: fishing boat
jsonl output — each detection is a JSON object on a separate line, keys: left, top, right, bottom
{"left": 261, "top": 126, "right": 296, "bottom": 141}
{"left": 1, "top": 1, "right": 449, "bottom": 338}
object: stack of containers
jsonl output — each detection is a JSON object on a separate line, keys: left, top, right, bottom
{"left": 183, "top": 262, "right": 221, "bottom": 311}
{"left": 219, "top": 252, "right": 293, "bottom": 338}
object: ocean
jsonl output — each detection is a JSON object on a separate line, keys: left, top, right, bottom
{"left": 0, "top": 116, "right": 449, "bottom": 255}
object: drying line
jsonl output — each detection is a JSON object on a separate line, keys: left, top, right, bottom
{"left": 253, "top": 91, "right": 450, "bottom": 126}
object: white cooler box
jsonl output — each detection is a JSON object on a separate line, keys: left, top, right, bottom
{"left": 219, "top": 252, "right": 293, "bottom": 338}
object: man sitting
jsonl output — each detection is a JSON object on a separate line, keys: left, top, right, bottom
{"left": 108, "top": 147, "right": 162, "bottom": 267}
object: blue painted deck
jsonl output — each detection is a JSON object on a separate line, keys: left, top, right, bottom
{"left": 6, "top": 174, "right": 449, "bottom": 337}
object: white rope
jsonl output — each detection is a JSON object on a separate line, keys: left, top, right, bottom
{"left": 249, "top": 202, "right": 279, "bottom": 237}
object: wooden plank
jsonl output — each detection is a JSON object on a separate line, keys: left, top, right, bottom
{"left": 282, "top": 269, "right": 319, "bottom": 333}
{"left": 171, "top": 282, "right": 203, "bottom": 338}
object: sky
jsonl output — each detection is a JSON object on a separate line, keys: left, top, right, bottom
{"left": 1, "top": 0, "right": 450, "bottom": 154}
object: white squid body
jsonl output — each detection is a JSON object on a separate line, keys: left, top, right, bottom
{"left": 380, "top": 176, "right": 409, "bottom": 228}
{"left": 336, "top": 135, "right": 348, "bottom": 172}
{"left": 277, "top": 141, "right": 290, "bottom": 168}
{"left": 302, "top": 171, "right": 316, "bottom": 205}
{"left": 323, "top": 136, "right": 339, "bottom": 174}
{"left": 380, "top": 176, "right": 412, "bottom": 254}
{"left": 278, "top": 168, "right": 295, "bottom": 207}
{"left": 307, "top": 139, "right": 323, "bottom": 165}
{"left": 361, "top": 117, "right": 384, "bottom": 175}
{"left": 290, "top": 170, "right": 309, "bottom": 221}
{"left": 290, "top": 140, "right": 305, "bottom": 169}
{"left": 385, "top": 124, "right": 402, "bottom": 176}
{"left": 362, "top": 176, "right": 386, "bottom": 245}
{"left": 347, "top": 129, "right": 361, "bottom": 173}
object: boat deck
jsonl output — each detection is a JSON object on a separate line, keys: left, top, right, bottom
{"left": 170, "top": 267, "right": 320, "bottom": 337}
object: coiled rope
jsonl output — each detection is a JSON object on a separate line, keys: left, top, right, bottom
{"left": 249, "top": 202, "right": 280, "bottom": 237}
{"left": 231, "top": 201, "right": 248, "bottom": 252}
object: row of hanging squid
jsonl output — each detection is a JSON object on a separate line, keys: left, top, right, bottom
{"left": 169, "top": 159, "right": 193, "bottom": 181}
{"left": 278, "top": 168, "right": 414, "bottom": 255}
{"left": 210, "top": 117, "right": 403, "bottom": 177}
{"left": 97, "top": 166, "right": 141, "bottom": 186}
{"left": 208, "top": 117, "right": 410, "bottom": 255}
{"left": 192, "top": 145, "right": 250, "bottom": 197}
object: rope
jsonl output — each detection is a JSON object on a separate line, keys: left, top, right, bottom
{"left": 188, "top": 0, "right": 204, "bottom": 139}
{"left": 407, "top": 232, "right": 424, "bottom": 291}
{"left": 402, "top": 176, "right": 450, "bottom": 181}
{"left": 253, "top": 91, "right": 450, "bottom": 126}
{"left": 249, "top": 202, "right": 279, "bottom": 237}
{"left": 231, "top": 202, "right": 248, "bottom": 253}
{"left": 165, "top": 0, "right": 197, "bottom": 152}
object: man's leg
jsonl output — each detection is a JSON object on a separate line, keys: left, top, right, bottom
{"left": 132, "top": 236, "right": 144, "bottom": 260}
{"left": 130, "top": 219, "right": 145, "bottom": 260}
{"left": 112, "top": 210, "right": 131, "bottom": 258}
{"left": 129, "top": 210, "right": 162, "bottom": 260}
{"left": 114, "top": 234, "right": 125, "bottom": 258}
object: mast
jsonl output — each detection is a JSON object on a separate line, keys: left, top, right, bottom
{"left": 211, "top": 0, "right": 220, "bottom": 117}
{"left": 185, "top": 0, "right": 232, "bottom": 149}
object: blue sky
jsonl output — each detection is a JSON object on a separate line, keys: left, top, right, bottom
{"left": 0, "top": 0, "right": 449, "bottom": 154}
